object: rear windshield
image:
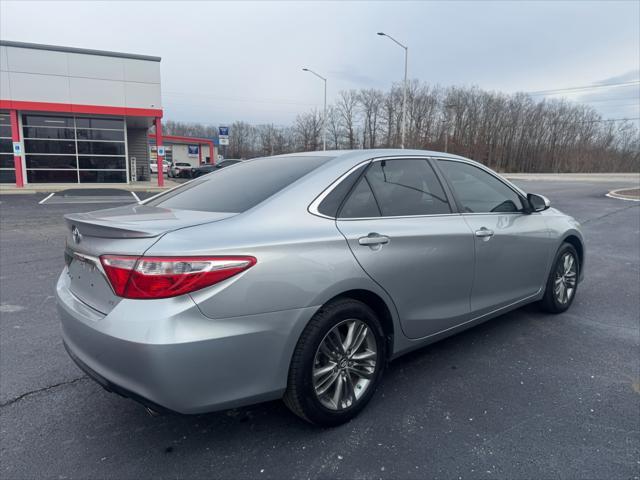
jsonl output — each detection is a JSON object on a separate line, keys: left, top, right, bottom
{"left": 147, "top": 155, "right": 332, "bottom": 213}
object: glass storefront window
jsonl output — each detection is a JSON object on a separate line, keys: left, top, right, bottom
{"left": 26, "top": 170, "right": 79, "bottom": 183}
{"left": 0, "top": 111, "right": 14, "bottom": 183}
{"left": 23, "top": 115, "right": 74, "bottom": 127}
{"left": 0, "top": 169, "right": 16, "bottom": 183}
{"left": 20, "top": 114, "right": 127, "bottom": 183}
{"left": 23, "top": 127, "right": 76, "bottom": 140}
{"left": 25, "top": 155, "right": 77, "bottom": 169}
{"left": 77, "top": 141, "right": 126, "bottom": 156}
{"left": 24, "top": 139, "right": 76, "bottom": 155}
{"left": 76, "top": 129, "right": 125, "bottom": 141}
{"left": 79, "top": 170, "right": 127, "bottom": 183}
{"left": 78, "top": 156, "right": 126, "bottom": 169}
{"left": 0, "top": 138, "right": 12, "bottom": 153}
{"left": 75, "top": 117, "right": 124, "bottom": 129}
{"left": 0, "top": 154, "right": 14, "bottom": 168}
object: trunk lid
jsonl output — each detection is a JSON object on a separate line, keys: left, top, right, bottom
{"left": 63, "top": 204, "right": 237, "bottom": 314}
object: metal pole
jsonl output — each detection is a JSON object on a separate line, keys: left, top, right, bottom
{"left": 302, "top": 68, "right": 327, "bottom": 151}
{"left": 377, "top": 32, "right": 408, "bottom": 149}
{"left": 322, "top": 77, "right": 327, "bottom": 151}
{"left": 401, "top": 46, "right": 408, "bottom": 149}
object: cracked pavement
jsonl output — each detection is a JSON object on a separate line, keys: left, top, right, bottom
{"left": 1, "top": 179, "right": 639, "bottom": 479}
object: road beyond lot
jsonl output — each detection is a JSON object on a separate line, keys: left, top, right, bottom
{"left": 1, "top": 179, "right": 639, "bottom": 479}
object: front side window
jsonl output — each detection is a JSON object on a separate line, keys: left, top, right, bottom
{"left": 338, "top": 158, "right": 451, "bottom": 218}
{"left": 437, "top": 160, "right": 524, "bottom": 213}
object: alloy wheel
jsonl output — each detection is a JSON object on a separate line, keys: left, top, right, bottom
{"left": 554, "top": 252, "right": 577, "bottom": 305}
{"left": 312, "top": 319, "right": 378, "bottom": 411}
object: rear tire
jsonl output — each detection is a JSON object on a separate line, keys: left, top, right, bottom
{"left": 540, "top": 243, "right": 579, "bottom": 313}
{"left": 284, "top": 298, "right": 386, "bottom": 427}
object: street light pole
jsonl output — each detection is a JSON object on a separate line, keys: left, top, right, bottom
{"left": 378, "top": 32, "right": 408, "bottom": 149}
{"left": 302, "top": 68, "right": 327, "bottom": 151}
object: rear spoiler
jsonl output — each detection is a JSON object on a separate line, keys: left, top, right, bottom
{"left": 64, "top": 214, "right": 159, "bottom": 239}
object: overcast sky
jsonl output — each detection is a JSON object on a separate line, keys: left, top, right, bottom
{"left": 1, "top": 0, "right": 638, "bottom": 126}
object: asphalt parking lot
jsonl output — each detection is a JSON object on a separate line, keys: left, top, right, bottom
{"left": 1, "top": 179, "right": 639, "bottom": 480}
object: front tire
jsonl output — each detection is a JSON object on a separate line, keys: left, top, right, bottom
{"left": 284, "top": 298, "right": 386, "bottom": 426}
{"left": 540, "top": 243, "right": 579, "bottom": 313}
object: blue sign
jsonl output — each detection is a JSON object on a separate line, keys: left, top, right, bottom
{"left": 218, "top": 126, "right": 229, "bottom": 137}
{"left": 188, "top": 145, "right": 199, "bottom": 156}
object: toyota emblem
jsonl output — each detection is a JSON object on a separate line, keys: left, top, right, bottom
{"left": 72, "top": 226, "right": 82, "bottom": 244}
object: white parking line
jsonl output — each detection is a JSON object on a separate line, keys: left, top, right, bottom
{"left": 605, "top": 192, "right": 640, "bottom": 202}
{"left": 130, "top": 191, "right": 141, "bottom": 202}
{"left": 38, "top": 193, "right": 55, "bottom": 205}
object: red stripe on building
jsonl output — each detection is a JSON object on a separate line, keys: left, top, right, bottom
{"left": 0, "top": 100, "right": 163, "bottom": 118}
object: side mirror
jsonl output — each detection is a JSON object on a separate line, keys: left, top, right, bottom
{"left": 527, "top": 193, "right": 550, "bottom": 212}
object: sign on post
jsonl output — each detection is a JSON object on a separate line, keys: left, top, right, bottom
{"left": 130, "top": 157, "right": 137, "bottom": 182}
{"left": 218, "top": 126, "right": 229, "bottom": 138}
{"left": 157, "top": 146, "right": 166, "bottom": 156}
{"left": 219, "top": 138, "right": 229, "bottom": 145}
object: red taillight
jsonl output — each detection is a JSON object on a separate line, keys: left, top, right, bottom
{"left": 100, "top": 255, "right": 256, "bottom": 299}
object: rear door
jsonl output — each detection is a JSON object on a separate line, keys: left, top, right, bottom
{"left": 435, "top": 159, "right": 552, "bottom": 315}
{"left": 336, "top": 157, "right": 475, "bottom": 339}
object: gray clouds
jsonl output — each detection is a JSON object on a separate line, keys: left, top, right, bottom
{"left": 1, "top": 0, "right": 638, "bottom": 125}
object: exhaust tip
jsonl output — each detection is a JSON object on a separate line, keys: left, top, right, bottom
{"left": 145, "top": 406, "right": 161, "bottom": 417}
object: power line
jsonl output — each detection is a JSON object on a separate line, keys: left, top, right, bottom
{"left": 527, "top": 80, "right": 640, "bottom": 96}
{"left": 571, "top": 117, "right": 639, "bottom": 124}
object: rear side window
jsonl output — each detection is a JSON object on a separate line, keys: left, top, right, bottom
{"left": 316, "top": 163, "right": 369, "bottom": 217}
{"left": 148, "top": 156, "right": 331, "bottom": 213}
{"left": 340, "top": 176, "right": 381, "bottom": 218}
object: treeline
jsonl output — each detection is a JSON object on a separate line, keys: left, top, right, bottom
{"left": 164, "top": 81, "right": 639, "bottom": 172}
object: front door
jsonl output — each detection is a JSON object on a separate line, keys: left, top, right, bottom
{"left": 336, "top": 157, "right": 475, "bottom": 339}
{"left": 436, "top": 159, "right": 552, "bottom": 315}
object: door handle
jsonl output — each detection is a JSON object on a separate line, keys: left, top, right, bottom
{"left": 474, "top": 227, "right": 494, "bottom": 238}
{"left": 358, "top": 233, "right": 390, "bottom": 246}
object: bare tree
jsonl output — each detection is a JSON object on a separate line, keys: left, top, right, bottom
{"left": 359, "top": 89, "right": 384, "bottom": 149}
{"left": 164, "top": 80, "right": 639, "bottom": 172}
{"left": 336, "top": 90, "right": 359, "bottom": 149}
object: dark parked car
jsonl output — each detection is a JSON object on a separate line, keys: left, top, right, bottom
{"left": 191, "top": 159, "right": 242, "bottom": 178}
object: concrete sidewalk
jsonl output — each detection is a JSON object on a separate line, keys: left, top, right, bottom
{"left": 0, "top": 179, "right": 182, "bottom": 194}
{"left": 504, "top": 172, "right": 640, "bottom": 183}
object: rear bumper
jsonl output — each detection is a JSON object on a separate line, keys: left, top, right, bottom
{"left": 63, "top": 341, "right": 173, "bottom": 414}
{"left": 56, "top": 270, "right": 317, "bottom": 414}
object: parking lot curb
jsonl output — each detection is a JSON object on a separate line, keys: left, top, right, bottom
{"left": 606, "top": 188, "right": 640, "bottom": 202}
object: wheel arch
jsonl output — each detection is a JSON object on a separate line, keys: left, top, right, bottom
{"left": 561, "top": 233, "right": 585, "bottom": 281}
{"left": 325, "top": 289, "right": 396, "bottom": 360}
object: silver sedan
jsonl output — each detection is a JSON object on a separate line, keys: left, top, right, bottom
{"left": 57, "top": 150, "right": 584, "bottom": 426}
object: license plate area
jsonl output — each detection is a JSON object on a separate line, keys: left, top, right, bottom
{"left": 66, "top": 251, "right": 120, "bottom": 314}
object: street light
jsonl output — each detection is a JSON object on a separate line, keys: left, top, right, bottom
{"left": 302, "top": 67, "right": 327, "bottom": 151}
{"left": 377, "top": 31, "right": 408, "bottom": 149}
